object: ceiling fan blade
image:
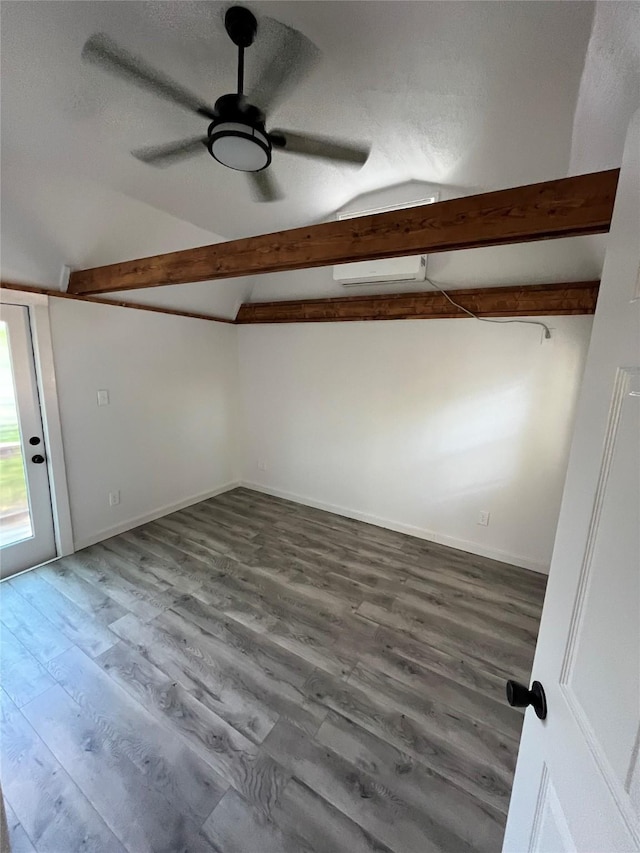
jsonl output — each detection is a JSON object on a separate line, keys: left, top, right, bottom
{"left": 247, "top": 18, "right": 320, "bottom": 114}
{"left": 82, "top": 33, "right": 217, "bottom": 119}
{"left": 132, "top": 136, "right": 209, "bottom": 167}
{"left": 270, "top": 130, "right": 370, "bottom": 165}
{"left": 247, "top": 169, "right": 283, "bottom": 203}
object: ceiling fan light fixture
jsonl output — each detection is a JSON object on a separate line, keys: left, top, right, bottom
{"left": 207, "top": 122, "right": 271, "bottom": 172}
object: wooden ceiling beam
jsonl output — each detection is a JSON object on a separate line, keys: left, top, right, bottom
{"left": 2, "top": 280, "right": 600, "bottom": 326}
{"left": 68, "top": 170, "right": 619, "bottom": 296}
{"left": 0, "top": 282, "right": 234, "bottom": 324}
{"left": 235, "top": 281, "right": 600, "bottom": 324}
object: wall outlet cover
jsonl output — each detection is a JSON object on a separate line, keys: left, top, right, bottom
{"left": 477, "top": 510, "right": 490, "bottom": 526}
{"left": 109, "top": 491, "right": 120, "bottom": 507}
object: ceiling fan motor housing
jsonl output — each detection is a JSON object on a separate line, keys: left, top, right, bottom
{"left": 224, "top": 6, "right": 258, "bottom": 48}
{"left": 206, "top": 93, "right": 272, "bottom": 172}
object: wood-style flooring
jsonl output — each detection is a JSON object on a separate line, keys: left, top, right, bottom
{"left": 0, "top": 487, "right": 546, "bottom": 853}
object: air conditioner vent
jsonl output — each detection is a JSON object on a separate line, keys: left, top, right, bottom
{"left": 333, "top": 197, "right": 436, "bottom": 286}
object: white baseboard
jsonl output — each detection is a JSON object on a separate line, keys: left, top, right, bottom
{"left": 72, "top": 476, "right": 549, "bottom": 574}
{"left": 73, "top": 481, "right": 240, "bottom": 552}
{"left": 241, "top": 480, "right": 549, "bottom": 574}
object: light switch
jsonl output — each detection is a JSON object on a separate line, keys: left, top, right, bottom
{"left": 97, "top": 389, "right": 110, "bottom": 407}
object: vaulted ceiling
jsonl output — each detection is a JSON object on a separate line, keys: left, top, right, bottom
{"left": 1, "top": 1, "right": 637, "bottom": 317}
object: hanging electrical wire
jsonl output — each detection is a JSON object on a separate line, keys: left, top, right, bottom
{"left": 426, "top": 278, "right": 552, "bottom": 339}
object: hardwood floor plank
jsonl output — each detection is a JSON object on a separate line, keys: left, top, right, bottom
{"left": 21, "top": 683, "right": 218, "bottom": 853}
{"left": 84, "top": 540, "right": 180, "bottom": 604}
{"left": 204, "top": 554, "right": 365, "bottom": 616}
{"left": 403, "top": 573, "right": 543, "bottom": 624}
{"left": 97, "top": 632, "right": 277, "bottom": 751}
{"left": 393, "top": 585, "right": 541, "bottom": 643}
{"left": 316, "top": 711, "right": 505, "bottom": 853}
{"left": 195, "top": 558, "right": 375, "bottom": 643}
{"left": 178, "top": 503, "right": 261, "bottom": 545}
{"left": 44, "top": 647, "right": 228, "bottom": 825}
{"left": 7, "top": 574, "right": 117, "bottom": 658}
{"left": 148, "top": 515, "right": 261, "bottom": 565}
{"left": 37, "top": 561, "right": 128, "bottom": 625}
{"left": 401, "top": 560, "right": 545, "bottom": 614}
{"left": 60, "top": 551, "right": 175, "bottom": 622}
{"left": 188, "top": 556, "right": 378, "bottom": 677}
{"left": 371, "top": 625, "right": 510, "bottom": 705}
{"left": 104, "top": 617, "right": 291, "bottom": 810}
{"left": 201, "top": 787, "right": 314, "bottom": 853}
{"left": 1, "top": 690, "right": 127, "bottom": 853}
{"left": 267, "top": 499, "right": 406, "bottom": 545}
{"left": 110, "top": 607, "right": 326, "bottom": 740}
{"left": 249, "top": 547, "right": 375, "bottom": 606}
{"left": 100, "top": 532, "right": 208, "bottom": 594}
{"left": 298, "top": 513, "right": 537, "bottom": 597}
{"left": 160, "top": 606, "right": 328, "bottom": 736}
{"left": 94, "top": 640, "right": 290, "bottom": 812}
{"left": 271, "top": 778, "right": 394, "bottom": 853}
{"left": 130, "top": 522, "right": 237, "bottom": 574}
{"left": 183, "top": 502, "right": 266, "bottom": 538}
{"left": 262, "top": 527, "right": 408, "bottom": 595}
{"left": 400, "top": 541, "right": 546, "bottom": 600}
{"left": 0, "top": 583, "right": 73, "bottom": 664}
{"left": 304, "top": 669, "right": 512, "bottom": 813}
{"left": 273, "top": 517, "right": 414, "bottom": 573}
{"left": 349, "top": 663, "right": 518, "bottom": 770}
{"left": 0, "top": 626, "right": 55, "bottom": 708}
{"left": 358, "top": 635, "right": 521, "bottom": 740}
{"left": 3, "top": 798, "right": 36, "bottom": 853}
{"left": 167, "top": 594, "right": 316, "bottom": 691}
{"left": 192, "top": 580, "right": 361, "bottom": 678}
{"left": 263, "top": 717, "right": 479, "bottom": 853}
{"left": 358, "top": 599, "right": 533, "bottom": 680}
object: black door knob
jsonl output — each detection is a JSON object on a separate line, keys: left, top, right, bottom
{"left": 31, "top": 454, "right": 45, "bottom": 464}
{"left": 29, "top": 436, "right": 41, "bottom": 446}
{"left": 506, "top": 679, "right": 547, "bottom": 720}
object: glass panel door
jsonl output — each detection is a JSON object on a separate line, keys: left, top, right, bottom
{"left": 0, "top": 320, "right": 33, "bottom": 546}
{"left": 0, "top": 303, "right": 56, "bottom": 577}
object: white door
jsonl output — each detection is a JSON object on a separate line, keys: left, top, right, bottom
{"left": 503, "top": 113, "right": 640, "bottom": 851}
{"left": 0, "top": 303, "right": 56, "bottom": 578}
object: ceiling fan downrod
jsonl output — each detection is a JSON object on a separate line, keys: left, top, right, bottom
{"left": 224, "top": 6, "right": 258, "bottom": 96}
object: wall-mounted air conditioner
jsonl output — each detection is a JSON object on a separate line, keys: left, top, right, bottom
{"left": 333, "top": 196, "right": 437, "bottom": 286}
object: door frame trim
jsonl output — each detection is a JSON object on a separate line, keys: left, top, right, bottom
{"left": 1, "top": 289, "right": 74, "bottom": 559}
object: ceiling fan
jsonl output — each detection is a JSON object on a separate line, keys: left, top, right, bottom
{"left": 82, "top": 6, "right": 371, "bottom": 202}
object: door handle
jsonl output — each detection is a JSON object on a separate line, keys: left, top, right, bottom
{"left": 31, "top": 454, "right": 46, "bottom": 464}
{"left": 506, "top": 679, "right": 547, "bottom": 719}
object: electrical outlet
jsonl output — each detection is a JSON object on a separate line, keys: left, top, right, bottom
{"left": 477, "top": 510, "right": 490, "bottom": 527}
{"left": 109, "top": 490, "right": 120, "bottom": 507}
{"left": 257, "top": 460, "right": 267, "bottom": 472}
{"left": 97, "top": 389, "right": 110, "bottom": 407}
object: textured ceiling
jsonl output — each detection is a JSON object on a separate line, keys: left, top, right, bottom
{"left": 2, "top": 0, "right": 596, "bottom": 237}
{"left": 569, "top": 1, "right": 640, "bottom": 175}
{"left": 1, "top": 1, "right": 618, "bottom": 314}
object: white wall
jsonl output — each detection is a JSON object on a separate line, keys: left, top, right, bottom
{"left": 238, "top": 316, "right": 592, "bottom": 573}
{"left": 49, "top": 298, "right": 239, "bottom": 550}
{"left": 1, "top": 156, "right": 252, "bottom": 320}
